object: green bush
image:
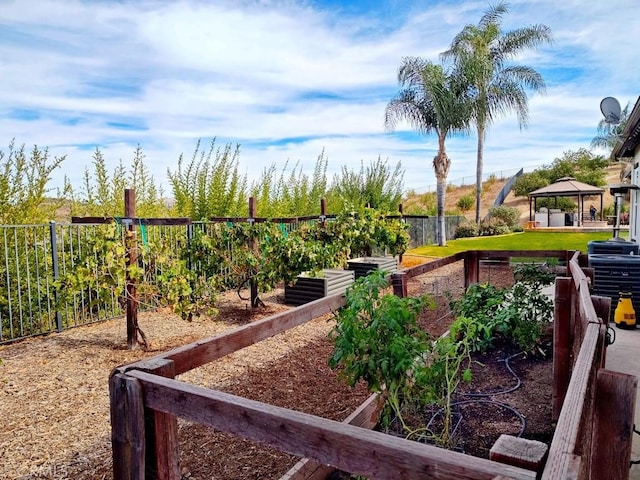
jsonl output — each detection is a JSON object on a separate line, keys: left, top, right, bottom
{"left": 456, "top": 194, "right": 474, "bottom": 212}
{"left": 454, "top": 221, "right": 478, "bottom": 238}
{"left": 487, "top": 205, "right": 520, "bottom": 230}
{"left": 512, "top": 171, "right": 549, "bottom": 197}
{"left": 479, "top": 217, "right": 510, "bottom": 236}
{"left": 536, "top": 197, "right": 576, "bottom": 212}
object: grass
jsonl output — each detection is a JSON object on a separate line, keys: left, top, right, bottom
{"left": 407, "top": 231, "right": 624, "bottom": 258}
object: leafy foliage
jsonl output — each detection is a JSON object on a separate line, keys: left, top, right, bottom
{"left": 326, "top": 157, "right": 404, "bottom": 214}
{"left": 329, "top": 270, "right": 471, "bottom": 445}
{"left": 479, "top": 217, "right": 510, "bottom": 236}
{"left": 451, "top": 263, "right": 554, "bottom": 352}
{"left": 512, "top": 171, "right": 549, "bottom": 197}
{"left": 456, "top": 194, "right": 474, "bottom": 212}
{"left": 0, "top": 140, "right": 65, "bottom": 224}
{"left": 536, "top": 197, "right": 576, "bottom": 212}
{"left": 454, "top": 221, "right": 478, "bottom": 238}
{"left": 167, "top": 139, "right": 248, "bottom": 220}
{"left": 487, "top": 205, "right": 521, "bottom": 230}
{"left": 513, "top": 149, "right": 608, "bottom": 197}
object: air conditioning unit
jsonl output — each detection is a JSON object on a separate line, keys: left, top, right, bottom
{"left": 587, "top": 240, "right": 639, "bottom": 255}
{"left": 588, "top": 254, "right": 640, "bottom": 321}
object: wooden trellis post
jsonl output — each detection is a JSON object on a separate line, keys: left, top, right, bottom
{"left": 125, "top": 189, "right": 138, "bottom": 350}
{"left": 72, "top": 189, "right": 191, "bottom": 350}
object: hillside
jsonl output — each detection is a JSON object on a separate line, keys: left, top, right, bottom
{"left": 403, "top": 164, "right": 626, "bottom": 224}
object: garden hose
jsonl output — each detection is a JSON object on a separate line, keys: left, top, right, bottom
{"left": 606, "top": 326, "right": 616, "bottom": 346}
{"left": 458, "top": 352, "right": 524, "bottom": 397}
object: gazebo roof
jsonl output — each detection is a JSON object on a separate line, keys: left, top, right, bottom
{"left": 528, "top": 177, "right": 604, "bottom": 198}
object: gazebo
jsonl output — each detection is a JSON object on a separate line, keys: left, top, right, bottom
{"left": 528, "top": 177, "right": 604, "bottom": 227}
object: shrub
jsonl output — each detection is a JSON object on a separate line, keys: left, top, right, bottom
{"left": 512, "top": 171, "right": 549, "bottom": 197}
{"left": 536, "top": 197, "right": 576, "bottom": 212}
{"left": 487, "top": 205, "right": 520, "bottom": 230}
{"left": 479, "top": 217, "right": 510, "bottom": 236}
{"left": 454, "top": 221, "right": 478, "bottom": 238}
{"left": 456, "top": 194, "right": 474, "bottom": 212}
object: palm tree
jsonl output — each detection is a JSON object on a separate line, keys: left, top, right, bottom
{"left": 442, "top": 1, "right": 552, "bottom": 224}
{"left": 591, "top": 101, "right": 631, "bottom": 159}
{"left": 385, "top": 57, "right": 470, "bottom": 246}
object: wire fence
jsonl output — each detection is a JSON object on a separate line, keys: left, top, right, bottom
{"left": 0, "top": 215, "right": 462, "bottom": 344}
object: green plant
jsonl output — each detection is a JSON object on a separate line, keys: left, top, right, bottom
{"left": 167, "top": 139, "right": 248, "bottom": 220}
{"left": 451, "top": 263, "right": 554, "bottom": 353}
{"left": 512, "top": 171, "right": 549, "bottom": 197}
{"left": 454, "top": 221, "right": 478, "bottom": 239}
{"left": 326, "top": 156, "right": 404, "bottom": 213}
{"left": 487, "top": 205, "right": 520, "bottom": 230}
{"left": 512, "top": 261, "right": 556, "bottom": 287}
{"left": 479, "top": 217, "right": 510, "bottom": 236}
{"left": 456, "top": 194, "right": 474, "bottom": 212}
{"left": 536, "top": 197, "right": 576, "bottom": 212}
{"left": 329, "top": 271, "right": 435, "bottom": 429}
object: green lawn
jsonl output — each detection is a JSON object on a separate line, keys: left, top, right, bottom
{"left": 408, "top": 231, "right": 623, "bottom": 257}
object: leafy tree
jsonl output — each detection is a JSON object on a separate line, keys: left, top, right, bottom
{"left": 0, "top": 140, "right": 65, "bottom": 224}
{"left": 442, "top": 1, "right": 552, "bottom": 224}
{"left": 250, "top": 151, "right": 328, "bottom": 217}
{"left": 591, "top": 101, "right": 632, "bottom": 159}
{"left": 512, "top": 171, "right": 549, "bottom": 197}
{"left": 385, "top": 58, "right": 470, "bottom": 246}
{"left": 326, "top": 156, "right": 404, "bottom": 213}
{"left": 68, "top": 145, "right": 167, "bottom": 218}
{"left": 167, "top": 139, "right": 247, "bottom": 220}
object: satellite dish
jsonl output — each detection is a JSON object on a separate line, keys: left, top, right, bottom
{"left": 600, "top": 96, "right": 621, "bottom": 124}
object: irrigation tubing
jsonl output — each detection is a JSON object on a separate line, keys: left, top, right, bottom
{"left": 458, "top": 352, "right": 524, "bottom": 398}
{"left": 429, "top": 399, "right": 527, "bottom": 436}
{"left": 423, "top": 352, "right": 529, "bottom": 449}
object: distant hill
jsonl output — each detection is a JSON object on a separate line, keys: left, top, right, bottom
{"left": 403, "top": 164, "right": 625, "bottom": 224}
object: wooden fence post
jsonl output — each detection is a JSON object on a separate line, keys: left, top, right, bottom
{"left": 391, "top": 272, "right": 407, "bottom": 298}
{"left": 125, "top": 189, "right": 138, "bottom": 350}
{"left": 464, "top": 250, "right": 479, "bottom": 288}
{"left": 110, "top": 372, "right": 145, "bottom": 480}
{"left": 553, "top": 277, "right": 572, "bottom": 422}
{"left": 139, "top": 359, "right": 181, "bottom": 480}
{"left": 590, "top": 369, "right": 637, "bottom": 480}
{"left": 591, "top": 295, "right": 612, "bottom": 367}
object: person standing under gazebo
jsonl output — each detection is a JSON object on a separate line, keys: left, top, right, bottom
{"left": 590, "top": 204, "right": 597, "bottom": 221}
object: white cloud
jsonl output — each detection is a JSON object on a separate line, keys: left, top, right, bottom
{"left": 1, "top": 0, "right": 639, "bottom": 203}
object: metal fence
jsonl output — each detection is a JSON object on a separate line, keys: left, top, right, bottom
{"left": 0, "top": 216, "right": 456, "bottom": 344}
{"left": 403, "top": 215, "right": 466, "bottom": 248}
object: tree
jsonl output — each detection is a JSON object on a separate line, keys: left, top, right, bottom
{"left": 442, "top": 1, "right": 552, "bottom": 224}
{"left": 167, "top": 139, "right": 247, "bottom": 220}
{"left": 591, "top": 101, "right": 631, "bottom": 159}
{"left": 385, "top": 58, "right": 470, "bottom": 245}
{"left": 326, "top": 156, "right": 404, "bottom": 213}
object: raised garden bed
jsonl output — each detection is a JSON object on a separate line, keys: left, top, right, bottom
{"left": 108, "top": 250, "right": 636, "bottom": 480}
{"left": 346, "top": 256, "right": 398, "bottom": 278}
{"left": 284, "top": 269, "right": 355, "bottom": 306}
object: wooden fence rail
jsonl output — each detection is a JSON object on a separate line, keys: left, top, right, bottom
{"left": 110, "top": 250, "right": 637, "bottom": 480}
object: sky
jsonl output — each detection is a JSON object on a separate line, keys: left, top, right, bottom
{"left": 1, "top": 0, "right": 639, "bottom": 197}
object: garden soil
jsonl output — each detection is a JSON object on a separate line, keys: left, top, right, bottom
{"left": 0, "top": 261, "right": 553, "bottom": 479}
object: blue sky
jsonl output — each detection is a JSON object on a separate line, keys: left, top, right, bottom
{"left": 1, "top": 0, "right": 639, "bottom": 196}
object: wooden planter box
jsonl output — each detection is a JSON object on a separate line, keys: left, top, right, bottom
{"left": 284, "top": 269, "right": 355, "bottom": 306}
{"left": 347, "top": 256, "right": 398, "bottom": 279}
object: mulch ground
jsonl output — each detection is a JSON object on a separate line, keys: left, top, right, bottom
{"left": 0, "top": 259, "right": 552, "bottom": 480}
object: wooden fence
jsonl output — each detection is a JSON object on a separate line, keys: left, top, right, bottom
{"left": 110, "top": 250, "right": 637, "bottom": 480}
